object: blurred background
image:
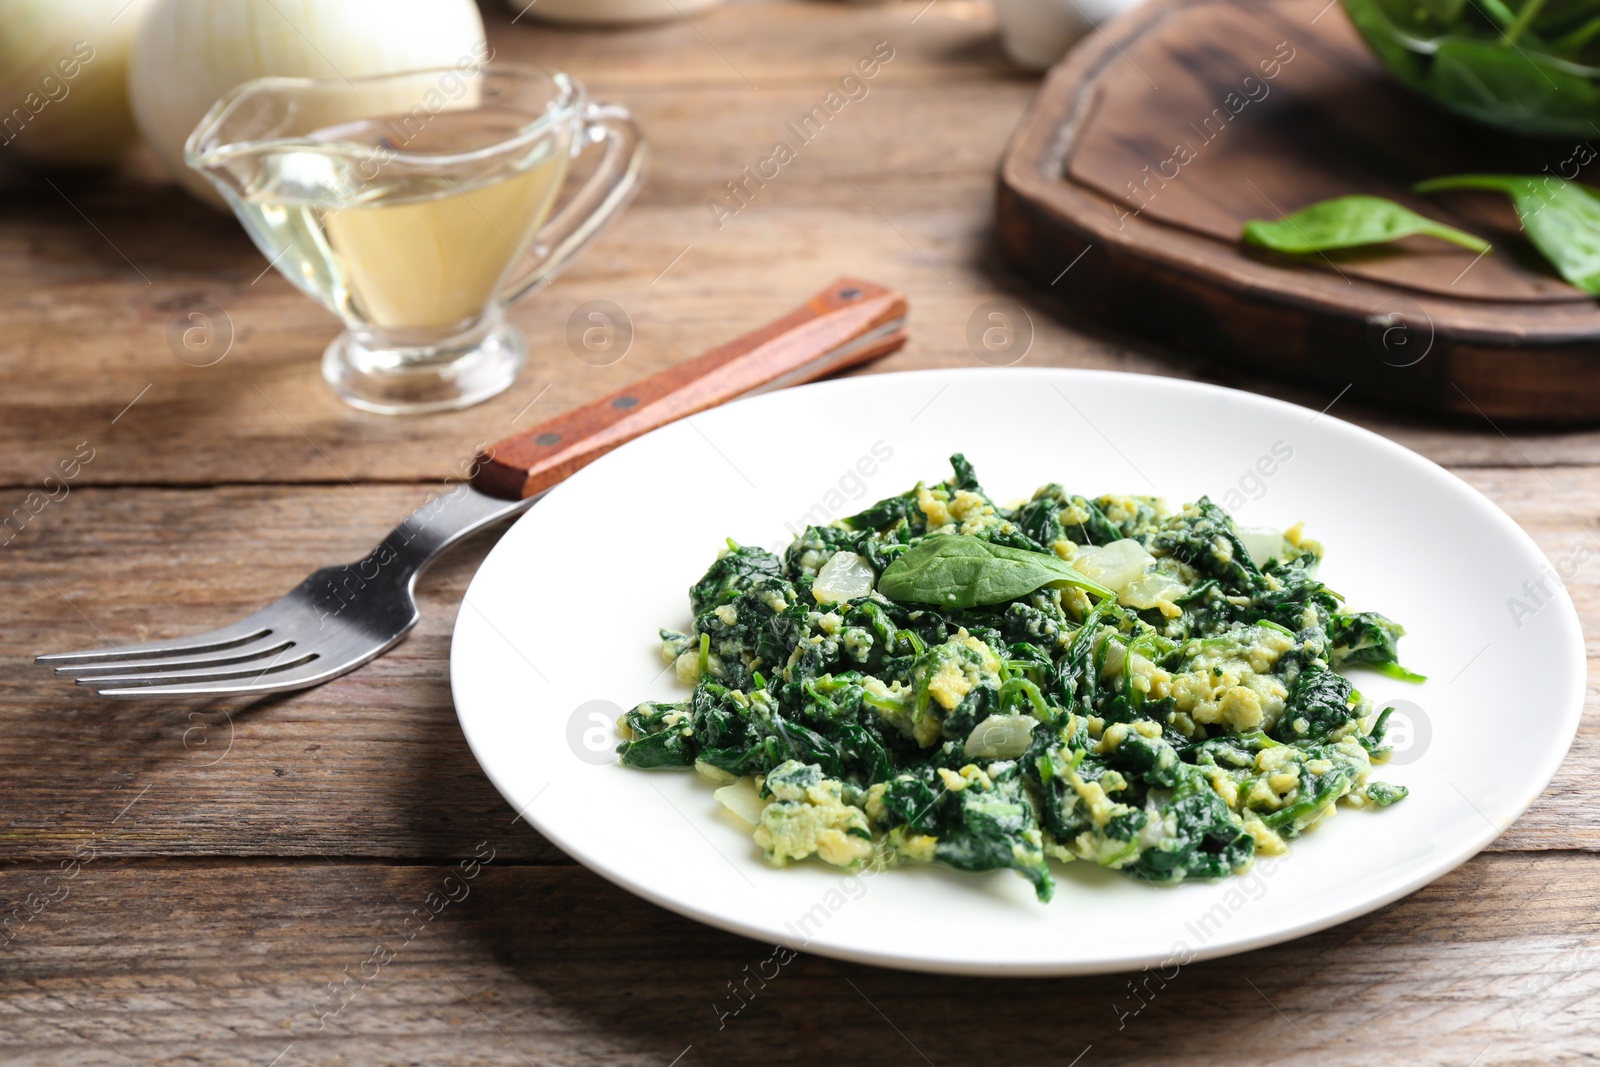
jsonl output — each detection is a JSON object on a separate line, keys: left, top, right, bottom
{"left": 0, "top": 0, "right": 1178, "bottom": 485}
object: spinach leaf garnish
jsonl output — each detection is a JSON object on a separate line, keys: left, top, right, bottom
{"left": 875, "top": 534, "right": 1113, "bottom": 609}
{"left": 1241, "top": 195, "right": 1490, "bottom": 255}
{"left": 1417, "top": 174, "right": 1600, "bottom": 293}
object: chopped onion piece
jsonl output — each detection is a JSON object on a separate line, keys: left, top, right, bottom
{"left": 1237, "top": 526, "right": 1288, "bottom": 567}
{"left": 813, "top": 550, "right": 876, "bottom": 604}
{"left": 1096, "top": 633, "right": 1158, "bottom": 681}
{"left": 1069, "top": 538, "right": 1154, "bottom": 593}
{"left": 1121, "top": 570, "right": 1185, "bottom": 610}
{"left": 694, "top": 758, "right": 739, "bottom": 785}
{"left": 963, "top": 714, "right": 1039, "bottom": 759}
{"left": 714, "top": 777, "right": 768, "bottom": 827}
{"left": 1098, "top": 632, "right": 1126, "bottom": 677}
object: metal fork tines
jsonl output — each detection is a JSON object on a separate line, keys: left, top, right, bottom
{"left": 38, "top": 486, "right": 533, "bottom": 699}
{"left": 41, "top": 593, "right": 355, "bottom": 699}
{"left": 46, "top": 627, "right": 314, "bottom": 688}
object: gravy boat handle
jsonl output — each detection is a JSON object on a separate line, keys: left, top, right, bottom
{"left": 498, "top": 101, "right": 649, "bottom": 307}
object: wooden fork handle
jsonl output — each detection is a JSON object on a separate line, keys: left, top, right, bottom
{"left": 471, "top": 278, "right": 909, "bottom": 500}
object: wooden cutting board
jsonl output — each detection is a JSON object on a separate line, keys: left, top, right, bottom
{"left": 998, "top": 0, "right": 1600, "bottom": 423}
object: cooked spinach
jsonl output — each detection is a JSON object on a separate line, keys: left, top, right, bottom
{"left": 1241, "top": 195, "right": 1490, "bottom": 255}
{"left": 618, "top": 456, "right": 1419, "bottom": 901}
{"left": 876, "top": 534, "right": 1113, "bottom": 609}
{"left": 1273, "top": 664, "right": 1357, "bottom": 743}
{"left": 1417, "top": 174, "right": 1600, "bottom": 293}
{"left": 1329, "top": 611, "right": 1428, "bottom": 682}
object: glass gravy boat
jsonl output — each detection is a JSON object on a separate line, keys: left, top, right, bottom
{"left": 187, "top": 64, "right": 646, "bottom": 414}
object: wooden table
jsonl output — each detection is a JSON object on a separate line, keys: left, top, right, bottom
{"left": 2, "top": 2, "right": 1595, "bottom": 1064}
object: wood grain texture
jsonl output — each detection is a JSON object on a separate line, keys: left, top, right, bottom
{"left": 1, "top": 1, "right": 1597, "bottom": 1063}
{"left": 997, "top": 0, "right": 1600, "bottom": 423}
{"left": 1, "top": 855, "right": 1598, "bottom": 1066}
{"left": 2, "top": 485, "right": 563, "bottom": 863}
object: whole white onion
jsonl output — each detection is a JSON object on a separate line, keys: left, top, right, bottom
{"left": 128, "top": 0, "right": 486, "bottom": 203}
{"left": 0, "top": 0, "right": 157, "bottom": 167}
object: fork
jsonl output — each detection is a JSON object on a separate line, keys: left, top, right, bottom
{"left": 39, "top": 279, "right": 908, "bottom": 698}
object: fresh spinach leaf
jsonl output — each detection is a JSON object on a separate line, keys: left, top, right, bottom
{"left": 875, "top": 534, "right": 1113, "bottom": 609}
{"left": 1430, "top": 39, "right": 1600, "bottom": 128}
{"left": 1417, "top": 173, "right": 1600, "bottom": 293}
{"left": 1241, "top": 195, "right": 1490, "bottom": 254}
{"left": 1341, "top": 0, "right": 1600, "bottom": 136}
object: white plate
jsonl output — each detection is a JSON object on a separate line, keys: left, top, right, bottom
{"left": 450, "top": 368, "right": 1585, "bottom": 976}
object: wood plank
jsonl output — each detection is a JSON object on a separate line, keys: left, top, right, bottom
{"left": 0, "top": 0, "right": 1028, "bottom": 490}
{"left": 6, "top": 171, "right": 1595, "bottom": 491}
{"left": 0, "top": 192, "right": 1176, "bottom": 491}
{"left": 0, "top": 853, "right": 1596, "bottom": 1065}
{"left": 0, "top": 472, "right": 1594, "bottom": 858}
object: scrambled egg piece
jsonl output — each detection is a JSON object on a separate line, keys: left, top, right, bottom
{"left": 753, "top": 761, "right": 874, "bottom": 869}
{"left": 1240, "top": 811, "right": 1289, "bottom": 856}
{"left": 884, "top": 825, "right": 939, "bottom": 863}
{"left": 879, "top": 630, "right": 1001, "bottom": 747}
{"left": 936, "top": 763, "right": 995, "bottom": 792}
{"left": 1166, "top": 626, "right": 1295, "bottom": 736}
{"left": 917, "top": 486, "right": 1003, "bottom": 536}
{"left": 1098, "top": 495, "right": 1148, "bottom": 527}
